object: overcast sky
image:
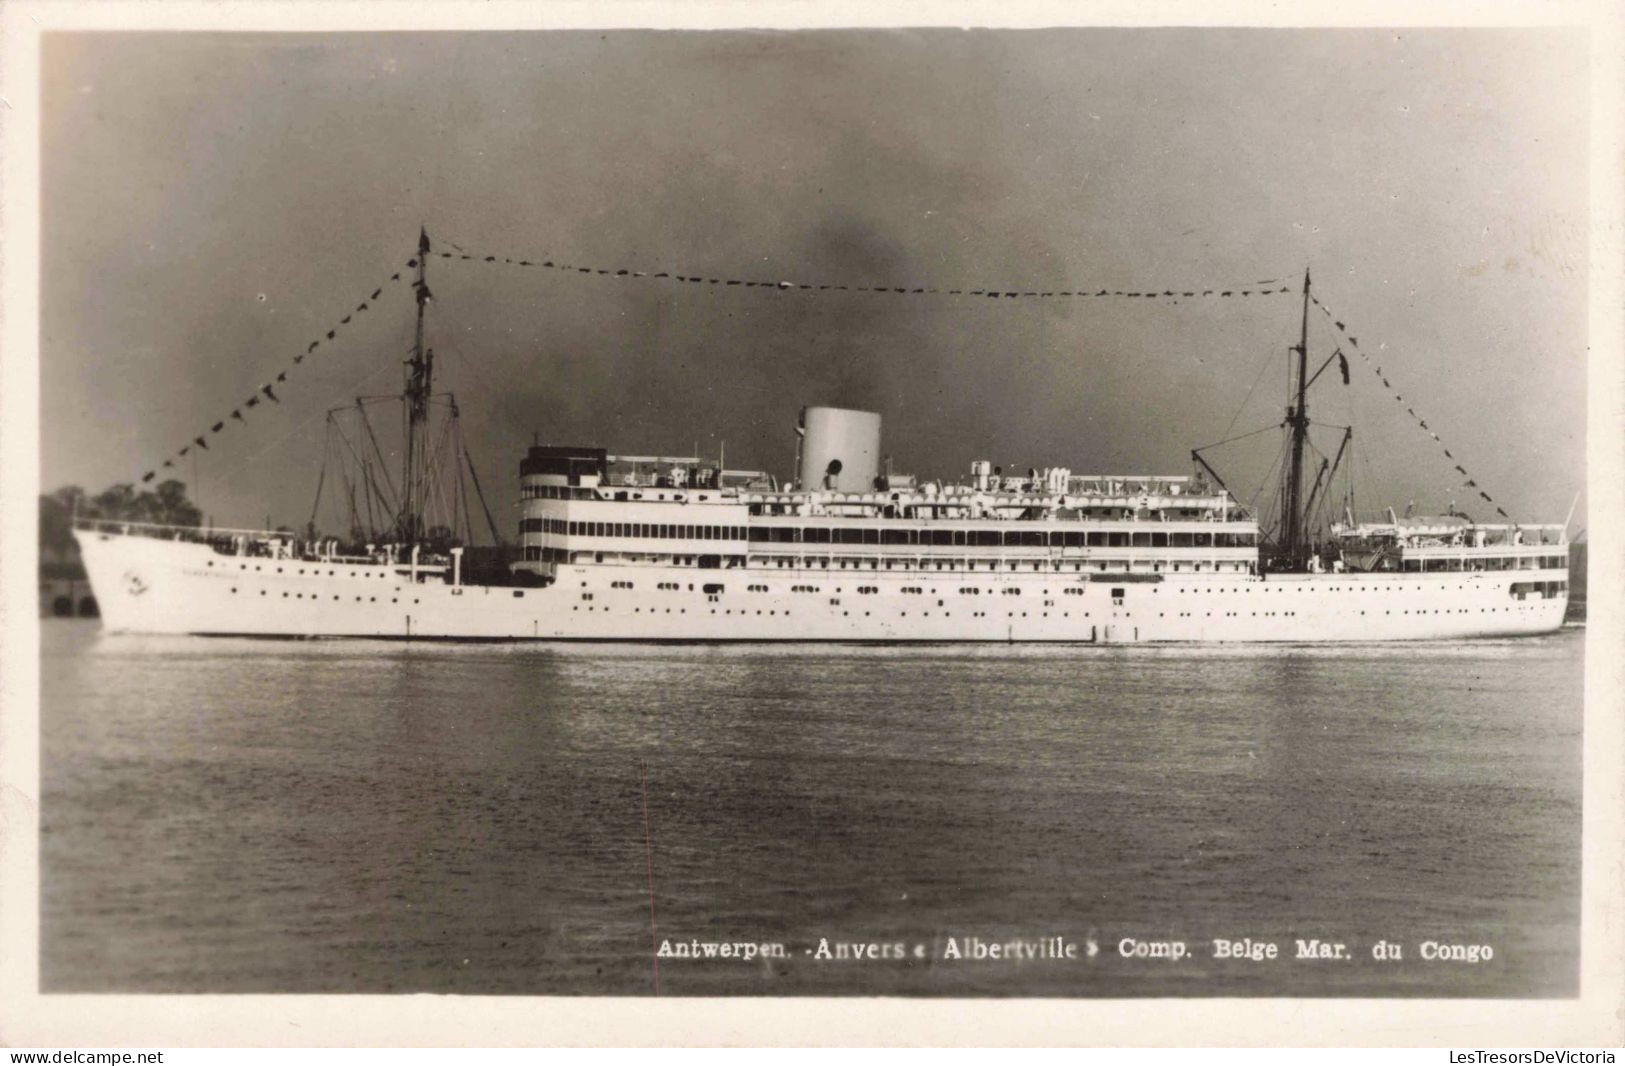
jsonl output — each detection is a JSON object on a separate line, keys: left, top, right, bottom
{"left": 41, "top": 28, "right": 1588, "bottom": 536}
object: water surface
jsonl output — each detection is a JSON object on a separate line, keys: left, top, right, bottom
{"left": 41, "top": 621, "right": 1583, "bottom": 996}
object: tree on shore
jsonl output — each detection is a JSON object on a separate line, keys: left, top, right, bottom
{"left": 39, "top": 480, "right": 203, "bottom": 557}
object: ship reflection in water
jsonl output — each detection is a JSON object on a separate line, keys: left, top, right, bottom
{"left": 41, "top": 621, "right": 1582, "bottom": 996}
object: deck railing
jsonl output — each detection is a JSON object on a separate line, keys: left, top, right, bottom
{"left": 72, "top": 518, "right": 446, "bottom": 567}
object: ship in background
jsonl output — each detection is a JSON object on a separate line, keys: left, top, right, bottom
{"left": 74, "top": 236, "right": 1572, "bottom": 643}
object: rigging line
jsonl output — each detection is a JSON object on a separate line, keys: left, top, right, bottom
{"left": 329, "top": 417, "right": 371, "bottom": 475}
{"left": 1247, "top": 436, "right": 1290, "bottom": 519}
{"left": 1259, "top": 441, "right": 1290, "bottom": 521}
{"left": 1192, "top": 422, "right": 1284, "bottom": 454}
{"left": 429, "top": 233, "right": 1292, "bottom": 304}
{"left": 368, "top": 457, "right": 394, "bottom": 539}
{"left": 456, "top": 427, "right": 479, "bottom": 546}
{"left": 139, "top": 261, "right": 414, "bottom": 483}
{"left": 457, "top": 467, "right": 474, "bottom": 546}
{"left": 1220, "top": 340, "right": 1283, "bottom": 443}
{"left": 337, "top": 443, "right": 361, "bottom": 536}
{"left": 237, "top": 357, "right": 400, "bottom": 473}
{"left": 1310, "top": 291, "right": 1509, "bottom": 515}
{"left": 359, "top": 451, "right": 386, "bottom": 539}
{"left": 422, "top": 410, "right": 460, "bottom": 532}
{"left": 307, "top": 420, "right": 332, "bottom": 533}
{"left": 344, "top": 471, "right": 362, "bottom": 539}
{"left": 450, "top": 417, "right": 470, "bottom": 543}
{"left": 325, "top": 420, "right": 368, "bottom": 536}
{"left": 438, "top": 340, "right": 546, "bottom": 448}
{"left": 356, "top": 401, "right": 400, "bottom": 512}
{"left": 329, "top": 417, "right": 387, "bottom": 529}
{"left": 464, "top": 445, "right": 504, "bottom": 547}
{"left": 357, "top": 456, "right": 379, "bottom": 540}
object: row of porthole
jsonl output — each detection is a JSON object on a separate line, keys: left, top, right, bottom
{"left": 560, "top": 602, "right": 1544, "bottom": 622}
{"left": 231, "top": 588, "right": 420, "bottom": 604}
{"left": 581, "top": 607, "right": 808, "bottom": 617}
{"left": 573, "top": 578, "right": 1546, "bottom": 598}
{"left": 214, "top": 560, "right": 395, "bottom": 579}
{"left": 1185, "top": 579, "right": 1561, "bottom": 594}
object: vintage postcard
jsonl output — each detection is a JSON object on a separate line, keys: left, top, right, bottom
{"left": 1, "top": 0, "right": 1620, "bottom": 1048}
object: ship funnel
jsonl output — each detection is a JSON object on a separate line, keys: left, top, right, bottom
{"left": 797, "top": 406, "right": 882, "bottom": 492}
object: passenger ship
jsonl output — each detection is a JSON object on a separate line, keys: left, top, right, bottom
{"left": 76, "top": 243, "right": 1571, "bottom": 643}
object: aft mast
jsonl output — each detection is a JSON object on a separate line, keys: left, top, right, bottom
{"left": 1281, "top": 266, "right": 1312, "bottom": 569}
{"left": 399, "top": 227, "right": 434, "bottom": 543}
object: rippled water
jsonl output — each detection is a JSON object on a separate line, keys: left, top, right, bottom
{"left": 40, "top": 620, "right": 1582, "bottom": 996}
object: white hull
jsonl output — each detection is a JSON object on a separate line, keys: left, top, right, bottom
{"left": 79, "top": 530, "right": 1568, "bottom": 643}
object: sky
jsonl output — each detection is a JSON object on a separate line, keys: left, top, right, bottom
{"left": 40, "top": 28, "right": 1589, "bottom": 538}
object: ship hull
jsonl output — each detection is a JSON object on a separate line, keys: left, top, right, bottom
{"left": 79, "top": 530, "right": 1569, "bottom": 644}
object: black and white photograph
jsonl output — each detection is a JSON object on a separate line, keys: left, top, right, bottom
{"left": 2, "top": 0, "right": 1622, "bottom": 1049}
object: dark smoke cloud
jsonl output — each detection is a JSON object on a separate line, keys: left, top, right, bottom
{"left": 41, "top": 29, "right": 1587, "bottom": 534}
